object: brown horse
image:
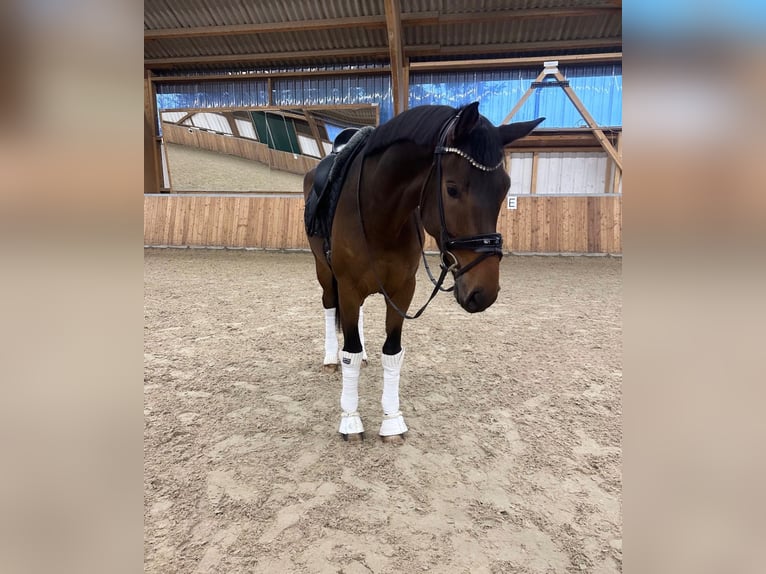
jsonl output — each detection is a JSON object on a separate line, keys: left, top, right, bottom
{"left": 303, "top": 102, "right": 543, "bottom": 442}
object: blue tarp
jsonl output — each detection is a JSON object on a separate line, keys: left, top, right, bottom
{"left": 156, "top": 63, "right": 622, "bottom": 129}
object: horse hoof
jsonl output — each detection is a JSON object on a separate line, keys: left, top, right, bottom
{"left": 380, "top": 434, "right": 405, "bottom": 445}
{"left": 342, "top": 432, "right": 364, "bottom": 442}
{"left": 322, "top": 364, "right": 338, "bottom": 373}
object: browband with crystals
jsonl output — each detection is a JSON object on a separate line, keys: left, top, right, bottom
{"left": 435, "top": 146, "right": 504, "bottom": 172}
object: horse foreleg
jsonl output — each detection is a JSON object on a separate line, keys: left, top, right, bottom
{"left": 379, "top": 280, "right": 415, "bottom": 442}
{"left": 338, "top": 291, "right": 364, "bottom": 440}
{"left": 331, "top": 305, "right": 366, "bottom": 368}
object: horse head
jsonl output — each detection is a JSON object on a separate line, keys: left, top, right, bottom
{"left": 422, "top": 102, "right": 544, "bottom": 313}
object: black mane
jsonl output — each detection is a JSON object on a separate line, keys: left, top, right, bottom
{"left": 364, "top": 104, "right": 504, "bottom": 166}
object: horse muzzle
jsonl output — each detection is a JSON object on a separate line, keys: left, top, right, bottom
{"left": 453, "top": 266, "right": 500, "bottom": 313}
{"left": 459, "top": 285, "right": 497, "bottom": 313}
{"left": 441, "top": 234, "right": 503, "bottom": 313}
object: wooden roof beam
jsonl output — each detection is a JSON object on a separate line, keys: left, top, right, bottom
{"left": 146, "top": 36, "right": 621, "bottom": 70}
{"left": 145, "top": 47, "right": 390, "bottom": 68}
{"left": 145, "top": 39, "right": 619, "bottom": 69}
{"left": 150, "top": 67, "right": 392, "bottom": 83}
{"left": 407, "top": 38, "right": 622, "bottom": 58}
{"left": 404, "top": 7, "right": 620, "bottom": 27}
{"left": 148, "top": 54, "right": 621, "bottom": 84}
{"left": 410, "top": 52, "right": 622, "bottom": 71}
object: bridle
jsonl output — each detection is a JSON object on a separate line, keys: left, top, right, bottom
{"left": 426, "top": 111, "right": 505, "bottom": 281}
{"left": 355, "top": 110, "right": 505, "bottom": 320}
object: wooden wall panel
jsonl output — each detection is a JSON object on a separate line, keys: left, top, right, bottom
{"left": 162, "top": 122, "right": 319, "bottom": 176}
{"left": 497, "top": 196, "right": 620, "bottom": 253}
{"left": 144, "top": 194, "right": 621, "bottom": 253}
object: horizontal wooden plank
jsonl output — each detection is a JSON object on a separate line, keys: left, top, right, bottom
{"left": 409, "top": 52, "right": 622, "bottom": 72}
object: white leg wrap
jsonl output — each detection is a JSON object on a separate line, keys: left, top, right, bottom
{"left": 358, "top": 306, "right": 368, "bottom": 362}
{"left": 339, "top": 351, "right": 364, "bottom": 434}
{"left": 323, "top": 308, "right": 339, "bottom": 365}
{"left": 380, "top": 349, "right": 408, "bottom": 436}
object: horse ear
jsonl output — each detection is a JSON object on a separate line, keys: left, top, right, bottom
{"left": 452, "top": 102, "right": 481, "bottom": 141}
{"left": 499, "top": 117, "right": 545, "bottom": 146}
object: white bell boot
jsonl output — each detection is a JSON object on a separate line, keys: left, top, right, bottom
{"left": 379, "top": 349, "right": 408, "bottom": 436}
{"left": 338, "top": 351, "right": 364, "bottom": 434}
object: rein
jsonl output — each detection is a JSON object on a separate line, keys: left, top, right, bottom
{"left": 355, "top": 110, "right": 505, "bottom": 320}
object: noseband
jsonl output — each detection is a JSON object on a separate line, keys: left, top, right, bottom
{"left": 429, "top": 112, "right": 505, "bottom": 279}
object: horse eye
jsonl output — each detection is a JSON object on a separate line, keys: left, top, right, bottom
{"left": 446, "top": 185, "right": 459, "bottom": 198}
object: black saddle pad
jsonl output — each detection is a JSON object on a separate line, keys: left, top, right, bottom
{"left": 305, "top": 126, "right": 374, "bottom": 239}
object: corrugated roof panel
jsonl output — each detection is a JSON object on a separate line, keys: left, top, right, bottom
{"left": 402, "top": 0, "right": 619, "bottom": 15}
{"left": 402, "top": 0, "right": 598, "bottom": 14}
{"left": 147, "top": 0, "right": 621, "bottom": 73}
{"left": 145, "top": 0, "right": 383, "bottom": 29}
{"left": 435, "top": 15, "right": 621, "bottom": 48}
{"left": 146, "top": 28, "right": 387, "bottom": 60}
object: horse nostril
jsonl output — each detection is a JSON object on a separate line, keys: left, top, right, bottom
{"left": 465, "top": 288, "right": 484, "bottom": 312}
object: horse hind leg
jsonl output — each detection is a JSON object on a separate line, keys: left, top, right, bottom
{"left": 310, "top": 247, "right": 340, "bottom": 373}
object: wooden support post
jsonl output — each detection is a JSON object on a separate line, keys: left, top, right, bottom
{"left": 167, "top": 111, "right": 196, "bottom": 127}
{"left": 223, "top": 112, "right": 240, "bottom": 137}
{"left": 530, "top": 152, "right": 539, "bottom": 194}
{"left": 553, "top": 71, "right": 622, "bottom": 171}
{"left": 604, "top": 152, "right": 614, "bottom": 195}
{"left": 505, "top": 63, "right": 623, "bottom": 174}
{"left": 144, "top": 71, "right": 161, "bottom": 193}
{"left": 403, "top": 58, "right": 410, "bottom": 111}
{"left": 501, "top": 69, "right": 546, "bottom": 125}
{"left": 303, "top": 109, "right": 327, "bottom": 158}
{"left": 384, "top": 0, "right": 406, "bottom": 116}
{"left": 612, "top": 132, "right": 622, "bottom": 194}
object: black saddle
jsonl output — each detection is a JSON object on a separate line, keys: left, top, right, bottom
{"left": 305, "top": 126, "right": 374, "bottom": 239}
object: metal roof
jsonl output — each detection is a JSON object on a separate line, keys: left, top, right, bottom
{"left": 145, "top": 0, "right": 622, "bottom": 72}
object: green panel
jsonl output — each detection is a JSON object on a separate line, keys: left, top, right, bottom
{"left": 251, "top": 111, "right": 271, "bottom": 146}
{"left": 250, "top": 111, "right": 300, "bottom": 154}
{"left": 284, "top": 118, "right": 300, "bottom": 155}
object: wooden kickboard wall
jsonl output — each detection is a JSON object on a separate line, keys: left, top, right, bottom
{"left": 162, "top": 123, "right": 319, "bottom": 176}
{"left": 144, "top": 194, "right": 621, "bottom": 253}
